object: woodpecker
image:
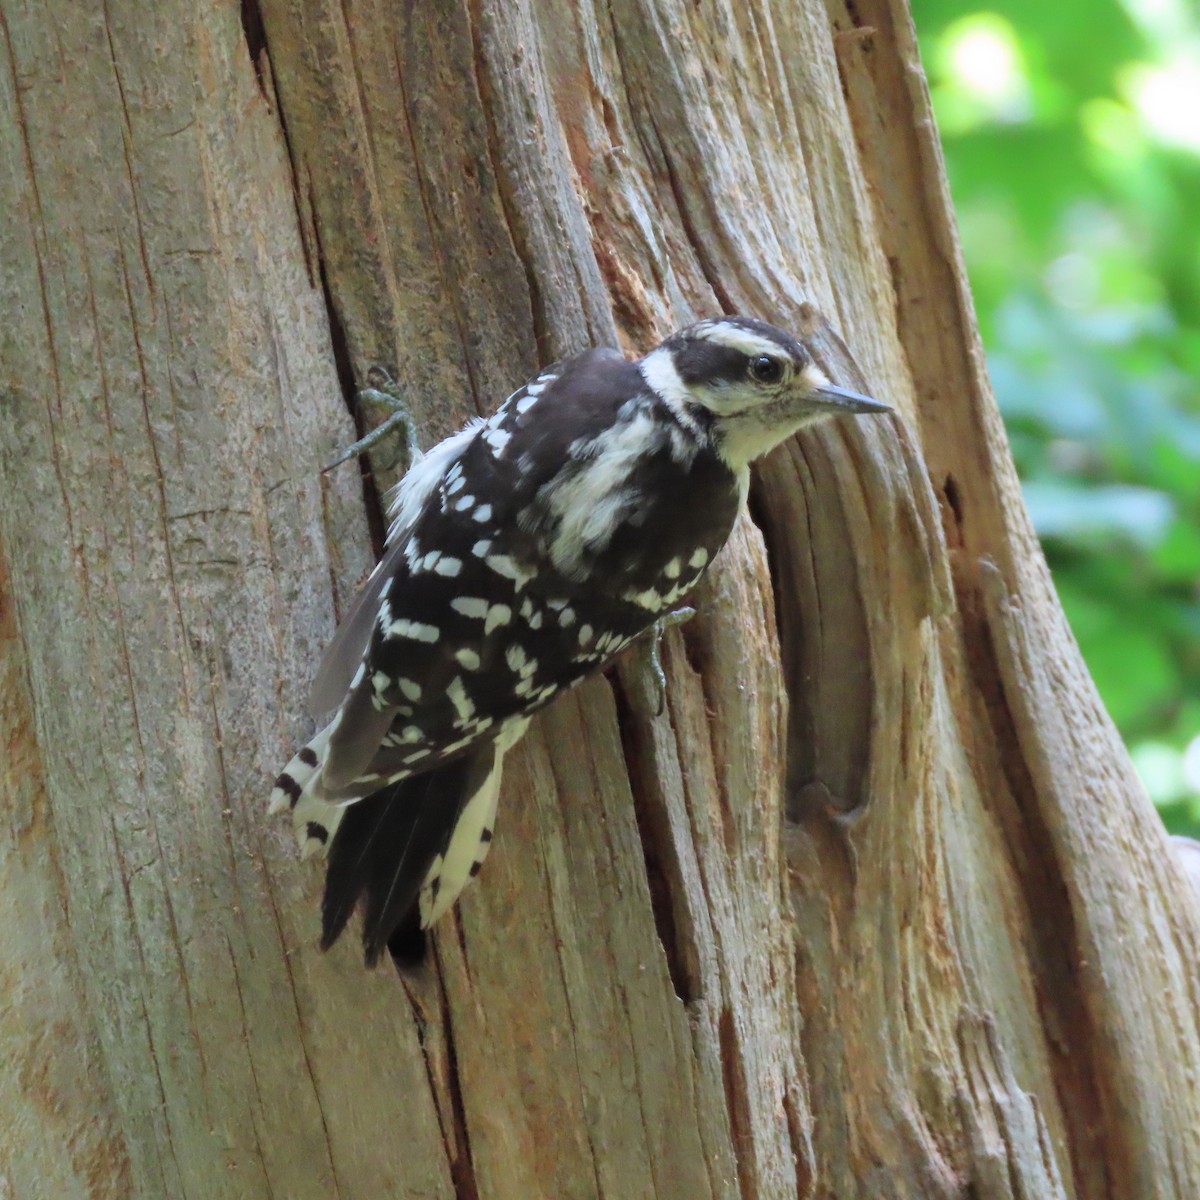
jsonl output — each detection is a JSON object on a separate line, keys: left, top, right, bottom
{"left": 270, "top": 316, "right": 890, "bottom": 965}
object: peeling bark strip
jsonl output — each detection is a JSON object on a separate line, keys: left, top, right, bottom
{"left": 1, "top": 0, "right": 1199, "bottom": 1197}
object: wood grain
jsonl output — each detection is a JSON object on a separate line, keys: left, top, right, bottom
{"left": 2, "top": 0, "right": 1197, "bottom": 1196}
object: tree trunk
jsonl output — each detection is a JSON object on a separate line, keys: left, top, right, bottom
{"left": 2, "top": 0, "right": 1198, "bottom": 1196}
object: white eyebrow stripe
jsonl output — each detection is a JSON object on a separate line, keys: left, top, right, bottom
{"left": 693, "top": 321, "right": 792, "bottom": 360}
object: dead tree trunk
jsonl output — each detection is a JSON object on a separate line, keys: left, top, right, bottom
{"left": 2, "top": 0, "right": 1198, "bottom": 1196}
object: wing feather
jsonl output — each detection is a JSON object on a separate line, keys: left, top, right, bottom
{"left": 309, "top": 422, "right": 481, "bottom": 716}
{"left": 319, "top": 677, "right": 399, "bottom": 795}
{"left": 309, "top": 547, "right": 401, "bottom": 716}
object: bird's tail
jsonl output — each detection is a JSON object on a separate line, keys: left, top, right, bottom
{"left": 320, "top": 743, "right": 504, "bottom": 966}
{"left": 268, "top": 726, "right": 347, "bottom": 859}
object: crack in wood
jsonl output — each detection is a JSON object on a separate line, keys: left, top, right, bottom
{"left": 717, "top": 1003, "right": 755, "bottom": 1200}
{"left": 310, "top": 211, "right": 388, "bottom": 557}
{"left": 608, "top": 666, "right": 698, "bottom": 1005}
{"left": 432, "top": 969, "right": 482, "bottom": 1200}
{"left": 239, "top": 0, "right": 269, "bottom": 98}
{"left": 956, "top": 560, "right": 1114, "bottom": 1196}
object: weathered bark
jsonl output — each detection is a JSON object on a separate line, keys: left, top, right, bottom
{"left": 2, "top": 0, "right": 1198, "bottom": 1197}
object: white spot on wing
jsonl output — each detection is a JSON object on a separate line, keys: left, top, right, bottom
{"left": 451, "top": 597, "right": 489, "bottom": 620}
{"left": 388, "top": 618, "right": 440, "bottom": 643}
{"left": 485, "top": 604, "right": 512, "bottom": 634}
{"left": 623, "top": 576, "right": 697, "bottom": 610}
{"left": 448, "top": 676, "right": 475, "bottom": 722}
{"left": 485, "top": 554, "right": 532, "bottom": 588}
{"left": 505, "top": 645, "right": 538, "bottom": 679}
{"left": 623, "top": 587, "right": 665, "bottom": 610}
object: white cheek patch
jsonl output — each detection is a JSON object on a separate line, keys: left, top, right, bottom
{"left": 639, "top": 347, "right": 690, "bottom": 407}
{"left": 639, "top": 348, "right": 704, "bottom": 441}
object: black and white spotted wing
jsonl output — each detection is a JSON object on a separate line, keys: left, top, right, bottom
{"left": 306, "top": 349, "right": 734, "bottom": 801}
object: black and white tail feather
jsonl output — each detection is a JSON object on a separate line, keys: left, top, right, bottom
{"left": 269, "top": 317, "right": 889, "bottom": 966}
{"left": 269, "top": 418, "right": 505, "bottom": 963}
{"left": 320, "top": 741, "right": 501, "bottom": 965}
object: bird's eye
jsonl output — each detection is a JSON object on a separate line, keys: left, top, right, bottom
{"left": 748, "top": 355, "right": 784, "bottom": 385}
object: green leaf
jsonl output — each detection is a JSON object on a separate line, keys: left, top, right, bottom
{"left": 1150, "top": 518, "right": 1200, "bottom": 579}
{"left": 1023, "top": 481, "right": 1174, "bottom": 546}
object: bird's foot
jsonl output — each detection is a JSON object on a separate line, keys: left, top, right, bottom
{"left": 324, "top": 366, "right": 422, "bottom": 474}
{"left": 640, "top": 606, "right": 696, "bottom": 716}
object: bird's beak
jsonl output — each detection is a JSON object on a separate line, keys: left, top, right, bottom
{"left": 811, "top": 384, "right": 892, "bottom": 415}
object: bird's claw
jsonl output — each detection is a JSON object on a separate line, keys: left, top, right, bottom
{"left": 324, "top": 367, "right": 421, "bottom": 474}
{"left": 642, "top": 606, "right": 695, "bottom": 715}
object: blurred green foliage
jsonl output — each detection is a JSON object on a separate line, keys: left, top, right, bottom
{"left": 911, "top": 0, "right": 1200, "bottom": 832}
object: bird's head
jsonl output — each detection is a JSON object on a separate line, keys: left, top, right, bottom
{"left": 639, "top": 316, "right": 891, "bottom": 471}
